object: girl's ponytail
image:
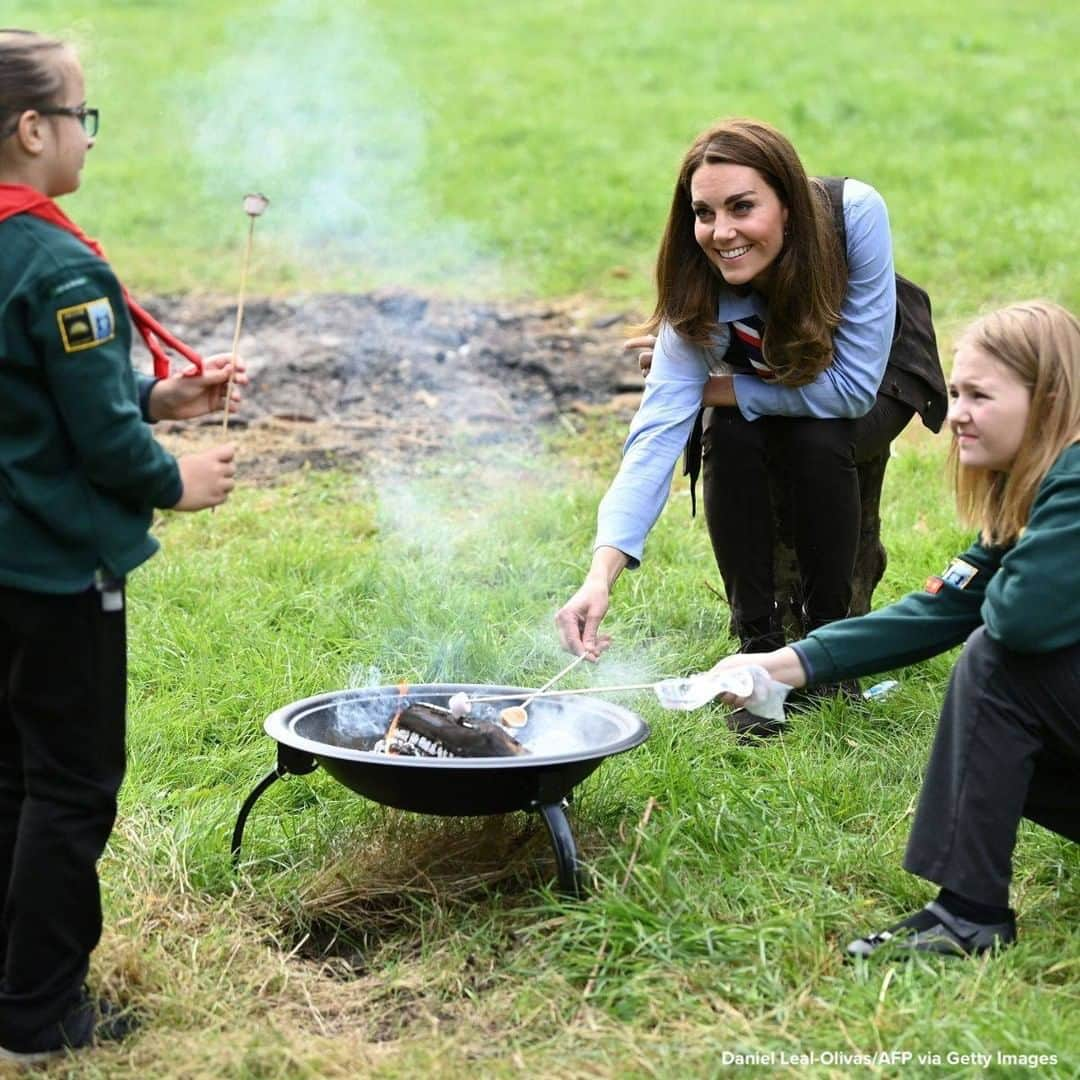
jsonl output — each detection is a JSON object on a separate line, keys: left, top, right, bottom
{"left": 0, "top": 29, "right": 69, "bottom": 140}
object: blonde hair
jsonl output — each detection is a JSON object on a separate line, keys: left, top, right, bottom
{"left": 951, "top": 300, "right": 1080, "bottom": 545}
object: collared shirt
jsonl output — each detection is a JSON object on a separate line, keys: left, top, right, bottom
{"left": 595, "top": 177, "right": 895, "bottom": 567}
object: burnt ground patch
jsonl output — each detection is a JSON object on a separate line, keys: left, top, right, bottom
{"left": 142, "top": 291, "right": 646, "bottom": 483}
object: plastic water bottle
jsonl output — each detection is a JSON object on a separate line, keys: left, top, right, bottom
{"left": 862, "top": 679, "right": 899, "bottom": 701}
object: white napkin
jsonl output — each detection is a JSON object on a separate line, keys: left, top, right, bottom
{"left": 653, "top": 665, "right": 792, "bottom": 720}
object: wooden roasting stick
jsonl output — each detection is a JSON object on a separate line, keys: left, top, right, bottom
{"left": 222, "top": 193, "right": 269, "bottom": 435}
{"left": 498, "top": 653, "right": 588, "bottom": 727}
{"left": 474, "top": 681, "right": 659, "bottom": 705}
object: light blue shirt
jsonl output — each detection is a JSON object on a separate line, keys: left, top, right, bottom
{"left": 595, "top": 178, "right": 896, "bottom": 567}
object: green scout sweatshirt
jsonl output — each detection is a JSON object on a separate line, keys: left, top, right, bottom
{"left": 793, "top": 442, "right": 1080, "bottom": 683}
{"left": 0, "top": 214, "right": 182, "bottom": 593}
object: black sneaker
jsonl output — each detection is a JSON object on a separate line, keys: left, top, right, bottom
{"left": 0, "top": 1041, "right": 66, "bottom": 1065}
{"left": 846, "top": 900, "right": 1017, "bottom": 959}
{"left": 0, "top": 995, "right": 139, "bottom": 1064}
{"left": 94, "top": 999, "right": 141, "bottom": 1044}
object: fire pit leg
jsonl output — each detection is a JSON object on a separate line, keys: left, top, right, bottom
{"left": 538, "top": 801, "right": 583, "bottom": 898}
{"left": 231, "top": 745, "right": 320, "bottom": 867}
{"left": 231, "top": 769, "right": 281, "bottom": 865}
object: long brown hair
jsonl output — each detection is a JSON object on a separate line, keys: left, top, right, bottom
{"left": 0, "top": 29, "right": 71, "bottom": 140}
{"left": 951, "top": 300, "right": 1080, "bottom": 546}
{"left": 647, "top": 118, "right": 847, "bottom": 386}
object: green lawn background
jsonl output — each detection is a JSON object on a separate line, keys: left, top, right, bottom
{"left": 6, "top": 3, "right": 1080, "bottom": 1077}
{"left": 18, "top": 0, "right": 1080, "bottom": 322}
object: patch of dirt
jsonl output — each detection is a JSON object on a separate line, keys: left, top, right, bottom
{"left": 142, "top": 291, "right": 646, "bottom": 483}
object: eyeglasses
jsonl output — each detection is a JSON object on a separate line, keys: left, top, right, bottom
{"left": 38, "top": 106, "right": 99, "bottom": 137}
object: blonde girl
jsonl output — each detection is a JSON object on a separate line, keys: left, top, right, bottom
{"left": 714, "top": 300, "right": 1080, "bottom": 957}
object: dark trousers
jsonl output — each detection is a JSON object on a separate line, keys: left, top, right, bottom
{"left": 0, "top": 584, "right": 126, "bottom": 1045}
{"left": 905, "top": 627, "right": 1080, "bottom": 908}
{"left": 700, "top": 392, "right": 913, "bottom": 646}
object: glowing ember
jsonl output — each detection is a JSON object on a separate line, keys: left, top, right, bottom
{"left": 381, "top": 682, "right": 409, "bottom": 755}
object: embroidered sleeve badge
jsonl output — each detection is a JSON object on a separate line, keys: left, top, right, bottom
{"left": 940, "top": 557, "right": 979, "bottom": 590}
{"left": 56, "top": 297, "right": 116, "bottom": 353}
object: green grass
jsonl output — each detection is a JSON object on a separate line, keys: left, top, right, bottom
{"left": 5, "top": 2, "right": 1079, "bottom": 1075}
{"left": 14, "top": 0, "right": 1080, "bottom": 320}
{"left": 38, "top": 430, "right": 1072, "bottom": 1078}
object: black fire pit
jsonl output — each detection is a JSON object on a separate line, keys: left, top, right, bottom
{"left": 232, "top": 683, "right": 649, "bottom": 896}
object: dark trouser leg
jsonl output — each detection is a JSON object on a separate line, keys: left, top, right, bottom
{"left": 0, "top": 585, "right": 127, "bottom": 1046}
{"left": 904, "top": 627, "right": 1080, "bottom": 908}
{"left": 783, "top": 416, "right": 858, "bottom": 629}
{"left": 701, "top": 408, "right": 783, "bottom": 650}
{"left": 850, "top": 395, "right": 916, "bottom": 616}
{"left": 0, "top": 618, "right": 21, "bottom": 977}
{"left": 852, "top": 394, "right": 915, "bottom": 466}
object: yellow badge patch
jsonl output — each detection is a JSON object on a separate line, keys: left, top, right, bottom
{"left": 56, "top": 297, "right": 116, "bottom": 353}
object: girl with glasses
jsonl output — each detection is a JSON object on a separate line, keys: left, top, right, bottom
{"left": 0, "top": 28, "right": 243, "bottom": 1061}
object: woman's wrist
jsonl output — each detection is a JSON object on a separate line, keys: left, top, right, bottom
{"left": 588, "top": 546, "right": 629, "bottom": 589}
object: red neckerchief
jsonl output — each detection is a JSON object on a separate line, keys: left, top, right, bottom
{"left": 0, "top": 184, "right": 203, "bottom": 376}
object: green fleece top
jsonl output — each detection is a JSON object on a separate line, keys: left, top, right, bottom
{"left": 794, "top": 443, "right": 1080, "bottom": 682}
{"left": 0, "top": 214, "right": 181, "bottom": 594}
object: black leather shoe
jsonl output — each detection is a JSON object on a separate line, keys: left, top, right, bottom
{"left": 786, "top": 680, "right": 862, "bottom": 712}
{"left": 726, "top": 707, "right": 788, "bottom": 740}
{"left": 846, "top": 900, "right": 1017, "bottom": 959}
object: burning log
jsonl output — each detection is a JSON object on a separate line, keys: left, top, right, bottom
{"left": 374, "top": 702, "right": 528, "bottom": 759}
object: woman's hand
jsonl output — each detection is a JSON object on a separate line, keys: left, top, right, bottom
{"left": 555, "top": 547, "right": 629, "bottom": 659}
{"left": 149, "top": 353, "right": 248, "bottom": 421}
{"left": 624, "top": 334, "right": 657, "bottom": 377}
{"left": 555, "top": 578, "right": 614, "bottom": 660}
{"left": 625, "top": 337, "right": 737, "bottom": 408}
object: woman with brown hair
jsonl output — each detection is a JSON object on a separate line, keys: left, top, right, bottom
{"left": 708, "top": 300, "right": 1080, "bottom": 956}
{"left": 557, "top": 119, "right": 939, "bottom": 715}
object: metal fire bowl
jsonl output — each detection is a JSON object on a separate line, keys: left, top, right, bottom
{"left": 263, "top": 683, "right": 650, "bottom": 816}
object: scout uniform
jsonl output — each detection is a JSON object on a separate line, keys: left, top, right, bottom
{"left": 791, "top": 443, "right": 1080, "bottom": 906}
{"left": 0, "top": 205, "right": 180, "bottom": 1048}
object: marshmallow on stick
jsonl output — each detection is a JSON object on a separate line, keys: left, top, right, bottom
{"left": 243, "top": 193, "right": 270, "bottom": 217}
{"left": 222, "top": 193, "right": 270, "bottom": 434}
